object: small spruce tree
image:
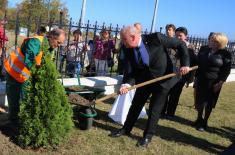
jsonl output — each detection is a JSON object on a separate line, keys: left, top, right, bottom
{"left": 18, "top": 39, "right": 74, "bottom": 148}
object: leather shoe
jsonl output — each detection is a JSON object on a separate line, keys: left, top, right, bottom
{"left": 136, "top": 137, "right": 152, "bottom": 148}
{"left": 196, "top": 119, "right": 207, "bottom": 132}
{"left": 196, "top": 126, "right": 205, "bottom": 132}
{"left": 165, "top": 114, "right": 174, "bottom": 120}
{"left": 109, "top": 129, "right": 130, "bottom": 137}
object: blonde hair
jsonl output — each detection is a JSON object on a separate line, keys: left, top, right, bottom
{"left": 212, "top": 33, "right": 228, "bottom": 49}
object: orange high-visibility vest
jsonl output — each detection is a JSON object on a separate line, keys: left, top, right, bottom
{"left": 4, "top": 36, "right": 44, "bottom": 83}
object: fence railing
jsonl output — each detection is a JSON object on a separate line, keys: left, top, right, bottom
{"left": 1, "top": 12, "right": 235, "bottom": 80}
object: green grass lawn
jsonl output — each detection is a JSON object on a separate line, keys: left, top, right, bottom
{"left": 66, "top": 82, "right": 234, "bottom": 155}
{"left": 1, "top": 82, "right": 234, "bottom": 155}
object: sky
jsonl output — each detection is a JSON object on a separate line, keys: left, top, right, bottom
{"left": 8, "top": 0, "right": 235, "bottom": 40}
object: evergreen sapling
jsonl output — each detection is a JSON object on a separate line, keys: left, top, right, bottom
{"left": 18, "top": 38, "right": 74, "bottom": 148}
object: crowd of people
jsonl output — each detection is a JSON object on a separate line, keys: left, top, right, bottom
{"left": 0, "top": 18, "right": 232, "bottom": 148}
{"left": 59, "top": 28, "right": 116, "bottom": 77}
{"left": 108, "top": 23, "right": 231, "bottom": 148}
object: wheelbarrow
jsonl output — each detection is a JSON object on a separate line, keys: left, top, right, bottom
{"left": 64, "top": 85, "right": 105, "bottom": 130}
{"left": 64, "top": 85, "right": 105, "bottom": 103}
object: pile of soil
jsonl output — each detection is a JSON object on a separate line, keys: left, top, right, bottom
{"left": 68, "top": 93, "right": 93, "bottom": 106}
{"left": 65, "top": 86, "right": 89, "bottom": 92}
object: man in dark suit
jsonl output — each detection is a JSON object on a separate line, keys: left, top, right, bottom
{"left": 109, "top": 25, "right": 190, "bottom": 147}
{"left": 162, "top": 27, "right": 197, "bottom": 118}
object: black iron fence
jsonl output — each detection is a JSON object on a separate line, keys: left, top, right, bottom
{"left": 1, "top": 12, "right": 235, "bottom": 80}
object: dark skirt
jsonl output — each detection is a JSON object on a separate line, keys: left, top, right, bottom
{"left": 193, "top": 77, "right": 198, "bottom": 88}
{"left": 195, "top": 78, "right": 221, "bottom": 108}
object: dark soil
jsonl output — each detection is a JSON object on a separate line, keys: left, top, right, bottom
{"left": 0, "top": 113, "right": 22, "bottom": 154}
{"left": 65, "top": 86, "right": 89, "bottom": 92}
{"left": 67, "top": 93, "right": 94, "bottom": 106}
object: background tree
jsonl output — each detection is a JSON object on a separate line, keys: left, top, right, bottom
{"left": 5, "top": 0, "right": 69, "bottom": 33}
{"left": 0, "top": 0, "right": 8, "bottom": 18}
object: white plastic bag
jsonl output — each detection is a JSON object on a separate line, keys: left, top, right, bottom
{"left": 108, "top": 89, "right": 147, "bottom": 125}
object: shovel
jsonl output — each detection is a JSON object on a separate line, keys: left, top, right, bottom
{"left": 95, "top": 66, "right": 198, "bottom": 104}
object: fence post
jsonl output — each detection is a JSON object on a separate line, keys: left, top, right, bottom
{"left": 204, "top": 38, "right": 207, "bottom": 46}
{"left": 81, "top": 20, "right": 90, "bottom": 73}
{"left": 62, "top": 17, "right": 73, "bottom": 77}
{"left": 48, "top": 17, "right": 52, "bottom": 32}
{"left": 15, "top": 11, "right": 20, "bottom": 50}
{"left": 114, "top": 24, "right": 120, "bottom": 76}
{"left": 27, "top": 11, "right": 32, "bottom": 37}
{"left": 144, "top": 28, "right": 148, "bottom": 34}
{"left": 59, "top": 11, "right": 63, "bottom": 28}
{"left": 102, "top": 22, "right": 105, "bottom": 30}
{"left": 85, "top": 20, "right": 89, "bottom": 44}
{"left": 78, "top": 18, "right": 82, "bottom": 30}
{"left": 108, "top": 23, "right": 113, "bottom": 76}
{"left": 55, "top": 11, "right": 64, "bottom": 69}
{"left": 66, "top": 18, "right": 73, "bottom": 48}
{"left": 114, "top": 24, "right": 119, "bottom": 43}
{"left": 26, "top": 1, "right": 33, "bottom": 37}
{"left": 67, "top": 18, "right": 72, "bottom": 47}
{"left": 188, "top": 35, "right": 192, "bottom": 43}
{"left": 93, "top": 21, "right": 98, "bottom": 39}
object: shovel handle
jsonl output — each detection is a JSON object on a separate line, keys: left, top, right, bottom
{"left": 95, "top": 66, "right": 198, "bottom": 103}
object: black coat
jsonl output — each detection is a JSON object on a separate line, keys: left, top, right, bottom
{"left": 196, "top": 46, "right": 231, "bottom": 82}
{"left": 195, "top": 46, "right": 231, "bottom": 107}
{"left": 121, "top": 32, "right": 190, "bottom": 89}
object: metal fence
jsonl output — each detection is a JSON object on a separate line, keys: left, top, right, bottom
{"left": 1, "top": 12, "right": 235, "bottom": 79}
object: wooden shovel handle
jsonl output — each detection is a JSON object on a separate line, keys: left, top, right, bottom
{"left": 95, "top": 66, "right": 198, "bottom": 104}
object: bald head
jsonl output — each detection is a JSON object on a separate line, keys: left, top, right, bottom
{"left": 120, "top": 25, "right": 141, "bottom": 48}
{"left": 134, "top": 23, "right": 142, "bottom": 34}
{"left": 47, "top": 28, "right": 66, "bottom": 48}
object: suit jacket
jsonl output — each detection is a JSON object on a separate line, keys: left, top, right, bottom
{"left": 183, "top": 45, "right": 197, "bottom": 83}
{"left": 121, "top": 32, "right": 190, "bottom": 89}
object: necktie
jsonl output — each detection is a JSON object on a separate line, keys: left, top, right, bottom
{"left": 135, "top": 47, "right": 143, "bottom": 64}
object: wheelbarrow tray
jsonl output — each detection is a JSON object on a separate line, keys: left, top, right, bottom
{"left": 67, "top": 93, "right": 94, "bottom": 106}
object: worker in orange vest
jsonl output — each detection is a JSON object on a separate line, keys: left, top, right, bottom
{"left": 4, "top": 28, "right": 65, "bottom": 124}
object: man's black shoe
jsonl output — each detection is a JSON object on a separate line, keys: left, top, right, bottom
{"left": 196, "top": 126, "right": 205, "bottom": 132}
{"left": 109, "top": 129, "right": 130, "bottom": 137}
{"left": 136, "top": 137, "right": 152, "bottom": 148}
{"left": 165, "top": 114, "right": 174, "bottom": 120}
{"left": 192, "top": 118, "right": 202, "bottom": 127}
{"left": 196, "top": 119, "right": 207, "bottom": 132}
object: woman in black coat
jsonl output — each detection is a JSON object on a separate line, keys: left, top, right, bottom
{"left": 194, "top": 32, "right": 231, "bottom": 131}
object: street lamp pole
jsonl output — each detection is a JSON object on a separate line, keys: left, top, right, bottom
{"left": 150, "top": 0, "right": 159, "bottom": 33}
{"left": 79, "top": 0, "right": 87, "bottom": 26}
